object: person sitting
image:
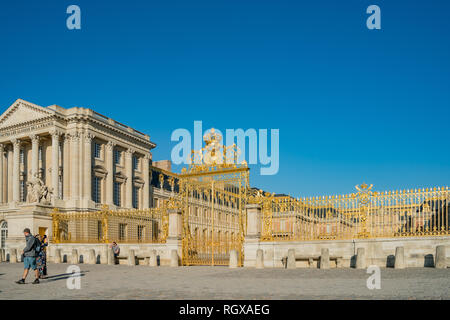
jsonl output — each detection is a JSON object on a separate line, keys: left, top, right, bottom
{"left": 110, "top": 241, "right": 120, "bottom": 264}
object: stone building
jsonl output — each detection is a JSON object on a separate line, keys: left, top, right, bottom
{"left": 0, "top": 98, "right": 158, "bottom": 249}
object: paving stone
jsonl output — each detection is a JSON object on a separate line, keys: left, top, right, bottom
{"left": 0, "top": 262, "right": 449, "bottom": 300}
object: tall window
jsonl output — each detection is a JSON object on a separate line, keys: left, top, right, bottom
{"left": 58, "top": 175, "right": 63, "bottom": 199}
{"left": 113, "top": 181, "right": 121, "bottom": 207}
{"left": 19, "top": 149, "right": 24, "bottom": 164}
{"left": 94, "top": 143, "right": 101, "bottom": 159}
{"left": 114, "top": 149, "right": 121, "bottom": 165}
{"left": 93, "top": 177, "right": 101, "bottom": 203}
{"left": 132, "top": 156, "right": 139, "bottom": 170}
{"left": 38, "top": 146, "right": 43, "bottom": 161}
{"left": 119, "top": 223, "right": 127, "bottom": 241}
{"left": 20, "top": 180, "right": 25, "bottom": 202}
{"left": 132, "top": 186, "right": 139, "bottom": 209}
{"left": 0, "top": 221, "right": 7, "bottom": 249}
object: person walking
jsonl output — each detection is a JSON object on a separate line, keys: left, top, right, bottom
{"left": 36, "top": 234, "right": 48, "bottom": 279}
{"left": 16, "top": 228, "right": 40, "bottom": 284}
{"left": 41, "top": 235, "right": 48, "bottom": 276}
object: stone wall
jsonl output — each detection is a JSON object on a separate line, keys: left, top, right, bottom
{"left": 48, "top": 243, "right": 178, "bottom": 266}
{"left": 244, "top": 236, "right": 450, "bottom": 268}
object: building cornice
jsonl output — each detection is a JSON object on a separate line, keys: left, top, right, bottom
{"left": 0, "top": 99, "right": 157, "bottom": 150}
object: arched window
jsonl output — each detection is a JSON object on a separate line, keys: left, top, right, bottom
{"left": 0, "top": 221, "right": 7, "bottom": 249}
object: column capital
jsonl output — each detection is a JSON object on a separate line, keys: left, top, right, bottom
{"left": 30, "top": 134, "right": 40, "bottom": 143}
{"left": 11, "top": 138, "right": 21, "bottom": 148}
{"left": 49, "top": 129, "right": 62, "bottom": 138}
{"left": 63, "top": 134, "right": 70, "bottom": 145}
{"left": 68, "top": 132, "right": 81, "bottom": 142}
{"left": 125, "top": 148, "right": 135, "bottom": 156}
{"left": 106, "top": 140, "right": 116, "bottom": 150}
{"left": 144, "top": 153, "right": 151, "bottom": 160}
{"left": 84, "top": 133, "right": 95, "bottom": 143}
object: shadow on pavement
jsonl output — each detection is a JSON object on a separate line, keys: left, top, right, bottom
{"left": 43, "top": 271, "right": 88, "bottom": 283}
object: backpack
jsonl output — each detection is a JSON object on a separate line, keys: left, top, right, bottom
{"left": 34, "top": 236, "right": 41, "bottom": 255}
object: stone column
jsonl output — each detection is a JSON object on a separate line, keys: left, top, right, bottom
{"left": 128, "top": 249, "right": 136, "bottom": 266}
{"left": 142, "top": 154, "right": 150, "bottom": 208}
{"left": 70, "top": 133, "right": 80, "bottom": 200}
{"left": 107, "top": 248, "right": 115, "bottom": 265}
{"left": 53, "top": 249, "right": 62, "bottom": 264}
{"left": 170, "top": 250, "right": 179, "bottom": 267}
{"left": 70, "top": 249, "right": 79, "bottom": 264}
{"left": 167, "top": 208, "right": 183, "bottom": 265}
{"left": 0, "top": 144, "right": 4, "bottom": 203}
{"left": 244, "top": 203, "right": 262, "bottom": 267}
{"left": 50, "top": 131, "right": 60, "bottom": 200}
{"left": 394, "top": 247, "right": 405, "bottom": 269}
{"left": 11, "top": 138, "right": 21, "bottom": 203}
{"left": 320, "top": 248, "right": 330, "bottom": 269}
{"left": 30, "top": 134, "right": 40, "bottom": 178}
{"left": 435, "top": 245, "right": 447, "bottom": 269}
{"left": 229, "top": 250, "right": 238, "bottom": 269}
{"left": 168, "top": 209, "right": 183, "bottom": 240}
{"left": 9, "top": 248, "right": 17, "bottom": 263}
{"left": 7, "top": 146, "right": 13, "bottom": 202}
{"left": 84, "top": 133, "right": 94, "bottom": 202}
{"left": 149, "top": 250, "right": 157, "bottom": 267}
{"left": 246, "top": 204, "right": 261, "bottom": 239}
{"left": 287, "top": 249, "right": 296, "bottom": 269}
{"left": 105, "top": 141, "right": 115, "bottom": 205}
{"left": 125, "top": 148, "right": 133, "bottom": 208}
{"left": 62, "top": 135, "right": 70, "bottom": 200}
{"left": 256, "top": 249, "right": 264, "bottom": 269}
{"left": 78, "top": 132, "right": 84, "bottom": 198}
{"left": 87, "top": 249, "right": 96, "bottom": 264}
{"left": 356, "top": 247, "right": 366, "bottom": 269}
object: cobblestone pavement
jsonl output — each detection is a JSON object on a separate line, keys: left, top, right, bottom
{"left": 0, "top": 262, "right": 449, "bottom": 299}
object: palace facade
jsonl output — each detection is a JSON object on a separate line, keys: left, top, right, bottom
{"left": 0, "top": 98, "right": 172, "bottom": 249}
{"left": 1, "top": 99, "right": 448, "bottom": 268}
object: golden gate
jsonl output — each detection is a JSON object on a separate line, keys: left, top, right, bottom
{"left": 176, "top": 129, "right": 249, "bottom": 266}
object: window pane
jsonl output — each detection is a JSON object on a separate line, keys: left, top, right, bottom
{"left": 114, "top": 182, "right": 121, "bottom": 206}
{"left": 93, "top": 177, "right": 101, "bottom": 203}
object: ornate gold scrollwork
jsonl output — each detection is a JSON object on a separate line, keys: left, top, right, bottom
{"left": 261, "top": 192, "right": 275, "bottom": 241}
{"left": 354, "top": 183, "right": 377, "bottom": 238}
{"left": 186, "top": 128, "right": 247, "bottom": 174}
{"left": 51, "top": 208, "right": 60, "bottom": 243}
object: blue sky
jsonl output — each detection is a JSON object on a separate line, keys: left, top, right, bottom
{"left": 0, "top": 0, "right": 449, "bottom": 197}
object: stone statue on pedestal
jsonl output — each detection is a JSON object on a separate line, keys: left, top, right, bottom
{"left": 26, "top": 173, "right": 53, "bottom": 204}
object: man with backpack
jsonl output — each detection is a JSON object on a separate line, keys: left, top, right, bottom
{"left": 15, "top": 228, "right": 40, "bottom": 284}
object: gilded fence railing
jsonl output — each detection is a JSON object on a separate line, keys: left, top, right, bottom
{"left": 51, "top": 205, "right": 169, "bottom": 244}
{"left": 250, "top": 184, "right": 450, "bottom": 241}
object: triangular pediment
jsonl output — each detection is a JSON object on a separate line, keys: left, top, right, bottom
{"left": 0, "top": 99, "right": 55, "bottom": 129}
